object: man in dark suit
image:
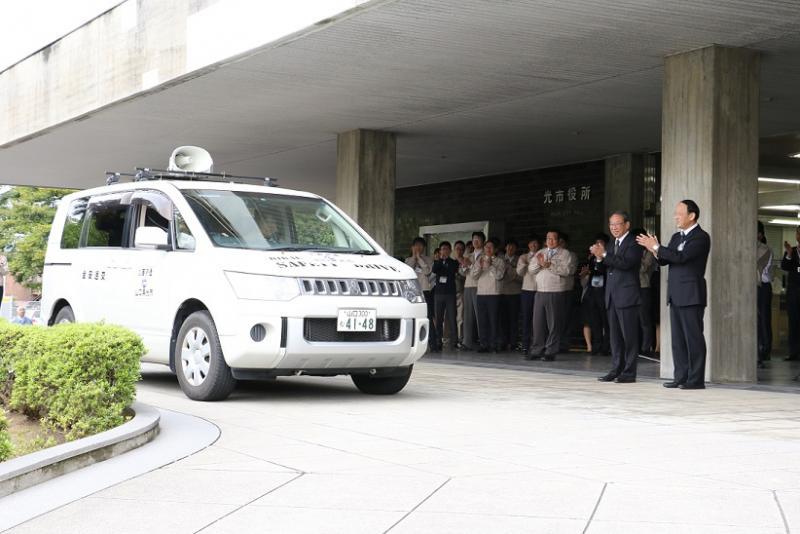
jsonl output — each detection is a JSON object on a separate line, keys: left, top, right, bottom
{"left": 637, "top": 200, "right": 711, "bottom": 390}
{"left": 592, "top": 212, "right": 642, "bottom": 383}
{"left": 780, "top": 225, "right": 800, "bottom": 361}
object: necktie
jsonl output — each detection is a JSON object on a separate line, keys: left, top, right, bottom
{"left": 614, "top": 239, "right": 620, "bottom": 254}
{"left": 548, "top": 248, "right": 555, "bottom": 260}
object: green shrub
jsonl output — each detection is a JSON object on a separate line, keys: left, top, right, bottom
{"left": 0, "top": 408, "right": 12, "bottom": 461}
{"left": 8, "top": 323, "right": 143, "bottom": 440}
{"left": 0, "top": 321, "right": 26, "bottom": 404}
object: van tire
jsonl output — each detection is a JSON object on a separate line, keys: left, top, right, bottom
{"left": 175, "top": 311, "right": 236, "bottom": 401}
{"left": 351, "top": 366, "right": 412, "bottom": 395}
{"left": 53, "top": 306, "right": 75, "bottom": 324}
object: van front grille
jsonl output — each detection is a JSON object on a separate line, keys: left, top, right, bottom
{"left": 303, "top": 318, "right": 401, "bottom": 342}
{"left": 299, "top": 278, "right": 404, "bottom": 297}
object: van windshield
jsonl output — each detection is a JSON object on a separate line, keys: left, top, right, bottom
{"left": 182, "top": 189, "right": 377, "bottom": 253}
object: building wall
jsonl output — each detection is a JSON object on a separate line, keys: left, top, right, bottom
{"left": 394, "top": 160, "right": 605, "bottom": 257}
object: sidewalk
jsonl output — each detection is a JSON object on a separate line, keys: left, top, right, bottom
{"left": 6, "top": 362, "right": 800, "bottom": 533}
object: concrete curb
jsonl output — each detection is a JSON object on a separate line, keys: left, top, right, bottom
{"left": 0, "top": 401, "right": 159, "bottom": 498}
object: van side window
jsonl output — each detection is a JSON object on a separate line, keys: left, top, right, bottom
{"left": 60, "top": 198, "right": 89, "bottom": 249}
{"left": 174, "top": 211, "right": 196, "bottom": 251}
{"left": 84, "top": 196, "right": 129, "bottom": 248}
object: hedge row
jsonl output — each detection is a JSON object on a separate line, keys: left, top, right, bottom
{"left": 0, "top": 320, "right": 143, "bottom": 443}
{"left": 0, "top": 409, "right": 11, "bottom": 461}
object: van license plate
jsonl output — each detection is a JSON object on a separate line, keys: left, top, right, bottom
{"left": 337, "top": 309, "right": 377, "bottom": 332}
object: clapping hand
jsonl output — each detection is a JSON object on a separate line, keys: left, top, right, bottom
{"left": 589, "top": 243, "right": 605, "bottom": 259}
{"left": 785, "top": 241, "right": 793, "bottom": 255}
{"left": 636, "top": 233, "right": 659, "bottom": 252}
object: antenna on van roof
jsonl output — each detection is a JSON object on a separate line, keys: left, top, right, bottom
{"left": 105, "top": 146, "right": 279, "bottom": 187}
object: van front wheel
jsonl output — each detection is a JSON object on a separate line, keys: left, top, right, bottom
{"left": 175, "top": 311, "right": 236, "bottom": 401}
{"left": 351, "top": 366, "right": 413, "bottom": 395}
{"left": 53, "top": 306, "right": 75, "bottom": 324}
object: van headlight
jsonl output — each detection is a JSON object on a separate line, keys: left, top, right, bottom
{"left": 224, "top": 272, "right": 301, "bottom": 301}
{"left": 400, "top": 279, "right": 425, "bottom": 303}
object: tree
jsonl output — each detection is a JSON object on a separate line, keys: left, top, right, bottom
{"left": 0, "top": 187, "right": 73, "bottom": 292}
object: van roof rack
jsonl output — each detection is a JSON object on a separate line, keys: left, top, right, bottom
{"left": 105, "top": 167, "right": 279, "bottom": 187}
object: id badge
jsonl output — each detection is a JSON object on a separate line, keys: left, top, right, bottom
{"left": 796, "top": 267, "right": 800, "bottom": 274}
{"left": 677, "top": 242, "right": 685, "bottom": 251}
{"left": 414, "top": 266, "right": 422, "bottom": 273}
{"left": 439, "top": 276, "right": 448, "bottom": 284}
{"left": 591, "top": 275, "right": 604, "bottom": 288}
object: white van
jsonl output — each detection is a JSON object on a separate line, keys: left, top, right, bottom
{"left": 42, "top": 161, "right": 429, "bottom": 401}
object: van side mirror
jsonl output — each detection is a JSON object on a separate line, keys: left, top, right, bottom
{"left": 135, "top": 226, "right": 169, "bottom": 249}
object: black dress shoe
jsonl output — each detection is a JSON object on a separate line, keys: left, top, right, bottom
{"left": 597, "top": 374, "right": 617, "bottom": 382}
{"left": 662, "top": 381, "right": 682, "bottom": 388}
{"left": 679, "top": 384, "right": 705, "bottom": 390}
{"left": 615, "top": 376, "right": 636, "bottom": 383}
{"left": 541, "top": 355, "right": 556, "bottom": 361}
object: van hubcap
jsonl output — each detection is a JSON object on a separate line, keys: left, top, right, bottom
{"left": 181, "top": 327, "right": 211, "bottom": 386}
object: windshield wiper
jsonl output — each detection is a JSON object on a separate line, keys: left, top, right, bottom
{"left": 345, "top": 249, "right": 379, "bottom": 255}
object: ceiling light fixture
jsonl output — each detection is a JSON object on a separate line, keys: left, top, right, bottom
{"left": 767, "top": 218, "right": 800, "bottom": 226}
{"left": 790, "top": 153, "right": 800, "bottom": 159}
{"left": 759, "top": 177, "right": 800, "bottom": 184}
{"left": 760, "top": 205, "right": 800, "bottom": 211}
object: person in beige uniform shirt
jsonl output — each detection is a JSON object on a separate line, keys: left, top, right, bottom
{"left": 405, "top": 237, "right": 435, "bottom": 350}
{"left": 459, "top": 232, "right": 485, "bottom": 350}
{"left": 516, "top": 237, "right": 541, "bottom": 355}
{"left": 499, "top": 240, "right": 522, "bottom": 351}
{"left": 471, "top": 237, "right": 505, "bottom": 353}
{"left": 528, "top": 230, "right": 575, "bottom": 361}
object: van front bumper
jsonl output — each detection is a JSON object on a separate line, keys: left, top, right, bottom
{"left": 217, "top": 299, "right": 428, "bottom": 370}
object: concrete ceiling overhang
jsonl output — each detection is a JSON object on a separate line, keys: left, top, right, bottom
{"left": 2, "top": 0, "right": 800, "bottom": 199}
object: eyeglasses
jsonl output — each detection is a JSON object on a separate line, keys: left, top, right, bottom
{"left": 609, "top": 222, "right": 626, "bottom": 227}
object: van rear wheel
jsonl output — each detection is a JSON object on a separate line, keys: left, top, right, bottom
{"left": 53, "top": 306, "right": 75, "bottom": 324}
{"left": 351, "top": 366, "right": 413, "bottom": 395}
{"left": 175, "top": 311, "right": 236, "bottom": 401}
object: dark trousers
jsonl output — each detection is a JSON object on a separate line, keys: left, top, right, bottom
{"left": 531, "top": 292, "right": 565, "bottom": 356}
{"left": 476, "top": 295, "right": 500, "bottom": 350}
{"left": 639, "top": 287, "right": 654, "bottom": 353}
{"left": 463, "top": 287, "right": 479, "bottom": 349}
{"left": 608, "top": 301, "right": 640, "bottom": 378}
{"left": 499, "top": 294, "right": 521, "bottom": 348}
{"left": 520, "top": 290, "right": 536, "bottom": 350}
{"left": 424, "top": 290, "right": 437, "bottom": 349}
{"left": 757, "top": 282, "right": 772, "bottom": 361}
{"left": 586, "top": 289, "right": 609, "bottom": 353}
{"left": 434, "top": 292, "right": 458, "bottom": 350}
{"left": 788, "top": 289, "right": 800, "bottom": 358}
{"left": 670, "top": 305, "right": 706, "bottom": 386}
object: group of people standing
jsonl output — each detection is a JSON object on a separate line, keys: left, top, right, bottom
{"left": 407, "top": 199, "right": 712, "bottom": 388}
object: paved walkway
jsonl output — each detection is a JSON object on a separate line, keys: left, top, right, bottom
{"left": 7, "top": 362, "right": 800, "bottom": 533}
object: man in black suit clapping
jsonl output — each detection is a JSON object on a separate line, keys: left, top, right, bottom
{"left": 637, "top": 200, "right": 711, "bottom": 390}
{"left": 592, "top": 211, "right": 643, "bottom": 383}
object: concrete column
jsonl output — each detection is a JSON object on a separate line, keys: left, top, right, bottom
{"left": 604, "top": 153, "right": 644, "bottom": 226}
{"left": 661, "top": 45, "right": 760, "bottom": 383}
{"left": 336, "top": 129, "right": 396, "bottom": 252}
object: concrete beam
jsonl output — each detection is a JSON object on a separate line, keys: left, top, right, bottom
{"left": 336, "top": 129, "right": 396, "bottom": 252}
{"left": 604, "top": 153, "right": 645, "bottom": 226}
{"left": 661, "top": 45, "right": 760, "bottom": 383}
